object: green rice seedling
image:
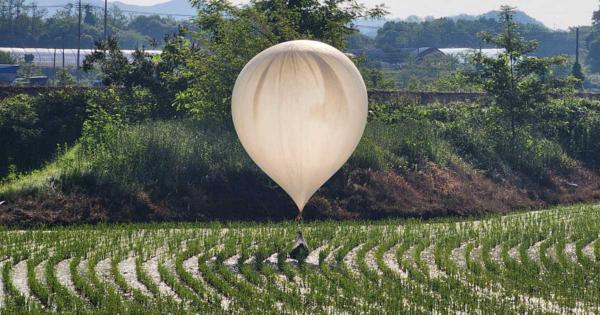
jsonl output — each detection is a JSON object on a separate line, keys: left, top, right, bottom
{"left": 1, "top": 202, "right": 599, "bottom": 313}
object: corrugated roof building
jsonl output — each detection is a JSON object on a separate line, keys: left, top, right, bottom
{"left": 0, "top": 64, "right": 19, "bottom": 83}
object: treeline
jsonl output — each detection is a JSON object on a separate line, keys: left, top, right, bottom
{"left": 0, "top": 0, "right": 185, "bottom": 49}
{"left": 588, "top": 5, "right": 600, "bottom": 72}
{"left": 350, "top": 16, "right": 588, "bottom": 58}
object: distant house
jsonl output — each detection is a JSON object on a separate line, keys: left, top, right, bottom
{"left": 0, "top": 64, "right": 19, "bottom": 85}
{"left": 412, "top": 47, "right": 446, "bottom": 60}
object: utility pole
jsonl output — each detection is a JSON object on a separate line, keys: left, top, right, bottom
{"left": 31, "top": 4, "right": 36, "bottom": 34}
{"left": 53, "top": 48, "right": 56, "bottom": 85}
{"left": 104, "top": 0, "right": 108, "bottom": 41}
{"left": 575, "top": 27, "right": 580, "bottom": 64}
{"left": 62, "top": 33, "right": 65, "bottom": 69}
{"left": 76, "top": 0, "right": 82, "bottom": 85}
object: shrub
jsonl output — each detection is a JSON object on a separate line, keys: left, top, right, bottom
{"left": 358, "top": 103, "right": 452, "bottom": 171}
{"left": 78, "top": 119, "right": 252, "bottom": 194}
{"left": 0, "top": 95, "right": 40, "bottom": 176}
{"left": 0, "top": 86, "right": 182, "bottom": 181}
{"left": 0, "top": 90, "right": 87, "bottom": 178}
{"left": 534, "top": 98, "right": 600, "bottom": 170}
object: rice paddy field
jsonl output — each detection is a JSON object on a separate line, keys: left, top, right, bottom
{"left": 0, "top": 203, "right": 599, "bottom": 314}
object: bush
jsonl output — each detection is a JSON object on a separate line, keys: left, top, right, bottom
{"left": 0, "top": 90, "right": 86, "bottom": 178}
{"left": 419, "top": 102, "right": 578, "bottom": 178}
{"left": 79, "top": 119, "right": 252, "bottom": 194}
{"left": 0, "top": 95, "right": 39, "bottom": 176}
{"left": 352, "top": 119, "right": 450, "bottom": 172}
{"left": 0, "top": 86, "right": 180, "bottom": 181}
{"left": 509, "top": 137, "right": 575, "bottom": 177}
{"left": 534, "top": 98, "right": 600, "bottom": 169}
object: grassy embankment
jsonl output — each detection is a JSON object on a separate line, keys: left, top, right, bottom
{"left": 2, "top": 99, "right": 600, "bottom": 225}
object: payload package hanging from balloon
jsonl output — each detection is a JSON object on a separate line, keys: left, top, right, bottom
{"left": 231, "top": 40, "right": 368, "bottom": 215}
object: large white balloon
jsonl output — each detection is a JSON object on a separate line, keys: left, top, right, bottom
{"left": 232, "top": 40, "right": 368, "bottom": 213}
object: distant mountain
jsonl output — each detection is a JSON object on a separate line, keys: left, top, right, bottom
{"left": 29, "top": 2, "right": 546, "bottom": 30}
{"left": 355, "top": 10, "right": 547, "bottom": 37}
{"left": 449, "top": 10, "right": 546, "bottom": 27}
{"left": 30, "top": 0, "right": 195, "bottom": 18}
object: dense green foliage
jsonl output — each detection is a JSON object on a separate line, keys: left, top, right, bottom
{"left": 587, "top": 3, "right": 600, "bottom": 73}
{"left": 83, "top": 38, "right": 186, "bottom": 118}
{"left": 171, "top": 0, "right": 386, "bottom": 120}
{"left": 374, "top": 15, "right": 586, "bottom": 58}
{"left": 0, "top": 90, "right": 86, "bottom": 178}
{"left": 2, "top": 0, "right": 389, "bottom": 182}
{"left": 0, "top": 0, "right": 183, "bottom": 49}
{"left": 572, "top": 61, "right": 586, "bottom": 89}
{"left": 0, "top": 51, "right": 17, "bottom": 64}
{"left": 0, "top": 203, "right": 598, "bottom": 313}
{"left": 81, "top": 0, "right": 387, "bottom": 120}
{"left": 3, "top": 92, "right": 600, "bottom": 223}
{"left": 0, "top": 83, "right": 187, "bottom": 179}
{"left": 465, "top": 6, "right": 577, "bottom": 152}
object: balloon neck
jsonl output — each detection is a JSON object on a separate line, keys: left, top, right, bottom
{"left": 295, "top": 212, "right": 303, "bottom": 222}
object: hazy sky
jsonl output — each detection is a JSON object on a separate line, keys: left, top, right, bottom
{"left": 109, "top": 0, "right": 599, "bottom": 30}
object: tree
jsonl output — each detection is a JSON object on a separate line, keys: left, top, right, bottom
{"left": 83, "top": 4, "right": 97, "bottom": 26}
{"left": 83, "top": 37, "right": 131, "bottom": 86}
{"left": 55, "top": 68, "right": 75, "bottom": 86}
{"left": 0, "top": 95, "right": 39, "bottom": 176}
{"left": 466, "top": 6, "right": 575, "bottom": 151}
{"left": 83, "top": 36, "right": 186, "bottom": 118}
{"left": 129, "top": 15, "right": 179, "bottom": 39}
{"left": 572, "top": 61, "right": 585, "bottom": 89}
{"left": 174, "top": 0, "right": 387, "bottom": 120}
{"left": 587, "top": 3, "right": 600, "bottom": 72}
{"left": 355, "top": 57, "right": 395, "bottom": 89}
{"left": 374, "top": 15, "right": 578, "bottom": 58}
{"left": 0, "top": 51, "right": 16, "bottom": 64}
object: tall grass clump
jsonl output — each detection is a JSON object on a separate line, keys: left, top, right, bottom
{"left": 77, "top": 119, "right": 253, "bottom": 195}
{"left": 428, "top": 103, "right": 578, "bottom": 178}
{"left": 351, "top": 103, "right": 452, "bottom": 171}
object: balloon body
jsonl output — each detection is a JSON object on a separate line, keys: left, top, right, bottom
{"left": 232, "top": 40, "right": 368, "bottom": 212}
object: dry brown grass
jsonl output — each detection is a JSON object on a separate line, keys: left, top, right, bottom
{"left": 2, "top": 161, "right": 600, "bottom": 226}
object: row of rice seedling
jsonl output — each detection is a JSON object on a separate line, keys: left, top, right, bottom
{"left": 0, "top": 203, "right": 598, "bottom": 313}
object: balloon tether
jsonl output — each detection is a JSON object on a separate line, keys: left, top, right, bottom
{"left": 295, "top": 211, "right": 303, "bottom": 222}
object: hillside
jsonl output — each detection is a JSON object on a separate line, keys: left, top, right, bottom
{"left": 449, "top": 10, "right": 546, "bottom": 27}
{"left": 0, "top": 202, "right": 598, "bottom": 312}
{"left": 356, "top": 10, "right": 547, "bottom": 37}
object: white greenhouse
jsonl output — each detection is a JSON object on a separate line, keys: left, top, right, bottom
{"left": 439, "top": 48, "right": 505, "bottom": 63}
{"left": 0, "top": 47, "right": 162, "bottom": 68}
